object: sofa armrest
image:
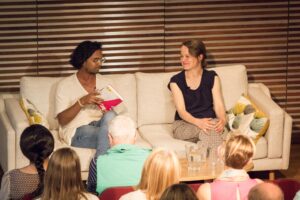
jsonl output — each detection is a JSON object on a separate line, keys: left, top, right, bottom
{"left": 5, "top": 98, "right": 29, "bottom": 131}
{"left": 282, "top": 112, "right": 292, "bottom": 169}
{"left": 0, "top": 111, "right": 16, "bottom": 172}
{"left": 248, "top": 84, "right": 284, "bottom": 159}
{"left": 2, "top": 98, "right": 31, "bottom": 171}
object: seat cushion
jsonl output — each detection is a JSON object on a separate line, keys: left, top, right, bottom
{"left": 138, "top": 124, "right": 192, "bottom": 158}
{"left": 253, "top": 136, "right": 267, "bottom": 159}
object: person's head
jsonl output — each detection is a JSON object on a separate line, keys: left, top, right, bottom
{"left": 160, "top": 183, "right": 198, "bottom": 200}
{"left": 181, "top": 39, "right": 207, "bottom": 70}
{"left": 138, "top": 148, "right": 181, "bottom": 200}
{"left": 224, "top": 134, "right": 255, "bottom": 169}
{"left": 70, "top": 40, "right": 104, "bottom": 73}
{"left": 20, "top": 124, "right": 54, "bottom": 198}
{"left": 42, "top": 148, "right": 86, "bottom": 200}
{"left": 248, "top": 182, "right": 284, "bottom": 200}
{"left": 108, "top": 115, "right": 137, "bottom": 146}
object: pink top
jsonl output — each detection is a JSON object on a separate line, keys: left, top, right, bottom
{"left": 211, "top": 179, "right": 258, "bottom": 200}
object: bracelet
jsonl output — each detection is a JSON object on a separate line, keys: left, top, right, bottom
{"left": 77, "top": 99, "right": 84, "bottom": 108}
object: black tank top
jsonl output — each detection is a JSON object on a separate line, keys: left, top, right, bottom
{"left": 168, "top": 69, "right": 217, "bottom": 120}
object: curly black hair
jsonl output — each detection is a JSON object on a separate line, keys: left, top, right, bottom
{"left": 69, "top": 40, "right": 102, "bottom": 69}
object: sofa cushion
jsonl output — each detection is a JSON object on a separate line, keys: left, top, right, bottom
{"left": 19, "top": 97, "right": 49, "bottom": 128}
{"left": 105, "top": 74, "right": 137, "bottom": 123}
{"left": 136, "top": 72, "right": 177, "bottom": 127}
{"left": 253, "top": 136, "right": 267, "bottom": 159}
{"left": 20, "top": 77, "right": 62, "bottom": 130}
{"left": 227, "top": 95, "right": 269, "bottom": 143}
{"left": 210, "top": 64, "right": 248, "bottom": 110}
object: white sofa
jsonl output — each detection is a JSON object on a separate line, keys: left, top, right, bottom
{"left": 0, "top": 65, "right": 293, "bottom": 180}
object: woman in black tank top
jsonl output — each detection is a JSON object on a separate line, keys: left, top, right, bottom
{"left": 168, "top": 39, "right": 227, "bottom": 149}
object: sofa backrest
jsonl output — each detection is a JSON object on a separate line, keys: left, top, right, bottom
{"left": 135, "top": 64, "right": 248, "bottom": 127}
{"left": 20, "top": 73, "right": 138, "bottom": 130}
{"left": 210, "top": 64, "right": 248, "bottom": 110}
{"left": 19, "top": 64, "right": 247, "bottom": 130}
{"left": 104, "top": 73, "right": 137, "bottom": 123}
{"left": 136, "top": 72, "right": 177, "bottom": 127}
{"left": 20, "top": 77, "right": 62, "bottom": 130}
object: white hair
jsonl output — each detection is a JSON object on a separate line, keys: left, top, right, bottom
{"left": 108, "top": 115, "right": 136, "bottom": 141}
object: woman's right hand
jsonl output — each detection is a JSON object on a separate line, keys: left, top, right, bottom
{"left": 194, "top": 118, "right": 215, "bottom": 134}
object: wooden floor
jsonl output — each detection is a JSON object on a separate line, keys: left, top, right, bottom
{"left": 1, "top": 144, "right": 300, "bottom": 182}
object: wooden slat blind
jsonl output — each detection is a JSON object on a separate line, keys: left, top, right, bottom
{"left": 0, "top": 0, "right": 299, "bottom": 142}
{"left": 36, "top": 0, "right": 165, "bottom": 76}
{"left": 0, "top": 0, "right": 37, "bottom": 92}
{"left": 288, "top": 0, "right": 300, "bottom": 143}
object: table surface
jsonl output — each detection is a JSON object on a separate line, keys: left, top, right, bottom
{"left": 179, "top": 158, "right": 224, "bottom": 182}
{"left": 179, "top": 159, "right": 254, "bottom": 182}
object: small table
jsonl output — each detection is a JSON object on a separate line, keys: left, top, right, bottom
{"left": 179, "top": 158, "right": 223, "bottom": 182}
{"left": 179, "top": 158, "right": 254, "bottom": 182}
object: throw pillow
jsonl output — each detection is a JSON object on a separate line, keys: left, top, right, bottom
{"left": 227, "top": 94, "right": 269, "bottom": 143}
{"left": 19, "top": 97, "right": 49, "bottom": 128}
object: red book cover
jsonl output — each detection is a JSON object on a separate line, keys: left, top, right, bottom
{"left": 97, "top": 85, "right": 123, "bottom": 111}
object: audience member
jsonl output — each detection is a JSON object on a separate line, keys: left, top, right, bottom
{"left": 55, "top": 40, "right": 116, "bottom": 157}
{"left": 0, "top": 124, "right": 54, "bottom": 200}
{"left": 40, "top": 148, "right": 98, "bottom": 200}
{"left": 160, "top": 183, "right": 198, "bottom": 200}
{"left": 248, "top": 182, "right": 284, "bottom": 200}
{"left": 119, "top": 148, "right": 181, "bottom": 200}
{"left": 87, "top": 115, "right": 151, "bottom": 194}
{"left": 168, "top": 39, "right": 227, "bottom": 150}
{"left": 197, "top": 134, "right": 262, "bottom": 200}
{"left": 294, "top": 190, "right": 300, "bottom": 200}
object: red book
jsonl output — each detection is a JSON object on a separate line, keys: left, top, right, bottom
{"left": 97, "top": 85, "right": 123, "bottom": 111}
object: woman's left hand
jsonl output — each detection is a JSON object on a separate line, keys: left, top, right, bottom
{"left": 215, "top": 119, "right": 226, "bottom": 134}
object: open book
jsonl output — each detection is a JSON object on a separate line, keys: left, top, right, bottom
{"left": 97, "top": 85, "right": 123, "bottom": 111}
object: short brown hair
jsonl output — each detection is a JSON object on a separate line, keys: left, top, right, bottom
{"left": 224, "top": 134, "right": 255, "bottom": 169}
{"left": 182, "top": 39, "right": 207, "bottom": 68}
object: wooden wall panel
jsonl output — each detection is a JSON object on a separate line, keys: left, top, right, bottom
{"left": 0, "top": 0, "right": 299, "bottom": 142}
{"left": 36, "top": 0, "right": 165, "bottom": 76}
{"left": 288, "top": 0, "right": 300, "bottom": 143}
{"left": 0, "top": 0, "right": 37, "bottom": 92}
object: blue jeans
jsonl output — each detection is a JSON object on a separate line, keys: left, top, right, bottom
{"left": 71, "top": 111, "right": 117, "bottom": 157}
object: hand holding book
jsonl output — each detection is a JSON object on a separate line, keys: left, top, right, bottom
{"left": 96, "top": 85, "right": 123, "bottom": 111}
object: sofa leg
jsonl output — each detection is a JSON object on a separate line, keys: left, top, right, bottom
{"left": 269, "top": 171, "right": 275, "bottom": 180}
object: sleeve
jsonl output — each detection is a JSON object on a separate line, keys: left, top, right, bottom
{"left": 208, "top": 70, "right": 218, "bottom": 89}
{"left": 87, "top": 158, "right": 97, "bottom": 193}
{"left": 168, "top": 72, "right": 182, "bottom": 90}
{"left": 0, "top": 172, "right": 11, "bottom": 200}
{"left": 54, "top": 80, "right": 71, "bottom": 118}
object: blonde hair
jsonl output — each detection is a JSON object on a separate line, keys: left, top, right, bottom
{"left": 137, "top": 148, "right": 181, "bottom": 200}
{"left": 41, "top": 148, "right": 87, "bottom": 200}
{"left": 224, "top": 134, "right": 255, "bottom": 169}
